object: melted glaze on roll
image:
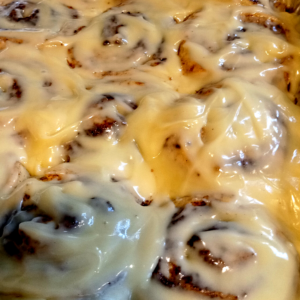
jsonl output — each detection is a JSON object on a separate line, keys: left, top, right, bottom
{"left": 137, "top": 195, "right": 298, "bottom": 300}
{"left": 0, "top": 0, "right": 299, "bottom": 299}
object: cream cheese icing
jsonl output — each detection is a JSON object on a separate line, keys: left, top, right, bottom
{"left": 0, "top": 0, "right": 300, "bottom": 299}
{"left": 0, "top": 179, "right": 173, "bottom": 299}
{"left": 136, "top": 195, "right": 298, "bottom": 300}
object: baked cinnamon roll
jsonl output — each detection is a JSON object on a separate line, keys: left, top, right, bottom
{"left": 63, "top": 4, "right": 163, "bottom": 75}
{"left": 0, "top": 44, "right": 85, "bottom": 110}
{"left": 175, "top": 0, "right": 297, "bottom": 93}
{"left": 0, "top": 179, "right": 171, "bottom": 299}
{"left": 0, "top": 43, "right": 90, "bottom": 175}
{"left": 63, "top": 92, "right": 137, "bottom": 166}
{"left": 136, "top": 194, "right": 298, "bottom": 300}
{"left": 197, "top": 78, "right": 288, "bottom": 175}
{"left": 0, "top": 0, "right": 86, "bottom": 35}
{"left": 126, "top": 77, "right": 288, "bottom": 196}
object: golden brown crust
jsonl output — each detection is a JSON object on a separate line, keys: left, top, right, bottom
{"left": 239, "top": 12, "right": 288, "bottom": 37}
{"left": 172, "top": 195, "right": 211, "bottom": 208}
{"left": 172, "top": 193, "right": 235, "bottom": 207}
{"left": 152, "top": 260, "right": 238, "bottom": 300}
{"left": 195, "top": 82, "right": 223, "bottom": 99}
{"left": 39, "top": 174, "right": 63, "bottom": 181}
{"left": 173, "top": 10, "right": 202, "bottom": 24}
{"left": 67, "top": 47, "right": 82, "bottom": 69}
{"left": 269, "top": 0, "right": 296, "bottom": 13}
{"left": 178, "top": 41, "right": 206, "bottom": 75}
{"left": 0, "top": 36, "right": 23, "bottom": 50}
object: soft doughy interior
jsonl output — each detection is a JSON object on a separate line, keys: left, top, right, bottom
{"left": 0, "top": 0, "right": 300, "bottom": 299}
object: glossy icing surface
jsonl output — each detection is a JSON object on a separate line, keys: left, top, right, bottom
{"left": 0, "top": 0, "right": 300, "bottom": 299}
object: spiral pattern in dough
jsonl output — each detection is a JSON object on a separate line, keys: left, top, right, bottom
{"left": 138, "top": 195, "right": 298, "bottom": 300}
{"left": 0, "top": 179, "right": 168, "bottom": 299}
{"left": 65, "top": 4, "right": 163, "bottom": 74}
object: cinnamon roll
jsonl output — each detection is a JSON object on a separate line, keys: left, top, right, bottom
{"left": 0, "top": 179, "right": 172, "bottom": 299}
{"left": 0, "top": 43, "right": 90, "bottom": 175}
{"left": 197, "top": 78, "right": 288, "bottom": 175}
{"left": 136, "top": 195, "right": 298, "bottom": 300}
{"left": 126, "top": 77, "right": 288, "bottom": 196}
{"left": 61, "top": 4, "right": 163, "bottom": 75}
{"left": 0, "top": 0, "right": 86, "bottom": 35}
{"left": 174, "top": 0, "right": 299, "bottom": 95}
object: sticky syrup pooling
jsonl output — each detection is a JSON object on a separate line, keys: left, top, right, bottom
{"left": 0, "top": 0, "right": 300, "bottom": 299}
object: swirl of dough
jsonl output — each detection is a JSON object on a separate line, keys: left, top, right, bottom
{"left": 63, "top": 93, "right": 137, "bottom": 168}
{"left": 65, "top": 4, "right": 163, "bottom": 74}
{"left": 126, "top": 79, "right": 288, "bottom": 196}
{"left": 0, "top": 44, "right": 86, "bottom": 111}
{"left": 81, "top": 93, "right": 136, "bottom": 139}
{"left": 136, "top": 195, "right": 298, "bottom": 300}
{"left": 174, "top": 0, "right": 296, "bottom": 91}
{"left": 196, "top": 78, "right": 288, "bottom": 175}
{"left": 0, "top": 43, "right": 91, "bottom": 175}
{"left": 0, "top": 0, "right": 86, "bottom": 35}
{"left": 0, "top": 179, "right": 169, "bottom": 299}
{"left": 0, "top": 68, "right": 23, "bottom": 109}
{"left": 178, "top": 0, "right": 289, "bottom": 50}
